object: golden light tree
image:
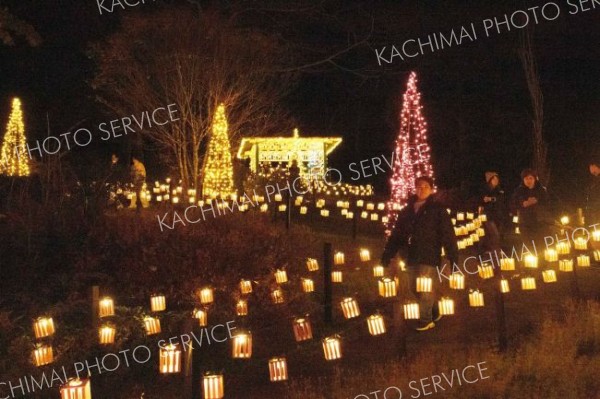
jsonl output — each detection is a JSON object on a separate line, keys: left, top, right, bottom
{"left": 201, "top": 103, "right": 234, "bottom": 198}
{"left": 0, "top": 97, "right": 30, "bottom": 176}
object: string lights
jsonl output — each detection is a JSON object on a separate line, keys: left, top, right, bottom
{"left": 0, "top": 98, "right": 30, "bottom": 176}
{"left": 202, "top": 104, "right": 235, "bottom": 198}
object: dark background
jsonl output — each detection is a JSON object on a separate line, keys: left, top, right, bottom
{"left": 0, "top": 0, "right": 598, "bottom": 204}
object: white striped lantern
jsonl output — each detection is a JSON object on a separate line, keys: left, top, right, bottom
{"left": 500, "top": 279, "right": 510, "bottom": 293}
{"left": 33, "top": 344, "right": 54, "bottom": 367}
{"left": 574, "top": 237, "right": 588, "bottom": 251}
{"left": 99, "top": 325, "right": 116, "bottom": 345}
{"left": 340, "top": 297, "right": 360, "bottom": 319}
{"left": 98, "top": 297, "right": 115, "bottom": 318}
{"left": 378, "top": 277, "right": 397, "bottom": 297}
{"left": 559, "top": 259, "right": 574, "bottom": 272}
{"left": 268, "top": 357, "right": 288, "bottom": 382}
{"left": 403, "top": 302, "right": 420, "bottom": 320}
{"left": 293, "top": 317, "right": 313, "bottom": 342}
{"left": 542, "top": 270, "right": 557, "bottom": 283}
{"left": 144, "top": 316, "right": 161, "bottom": 335}
{"left": 193, "top": 308, "right": 208, "bottom": 327}
{"left": 373, "top": 265, "right": 385, "bottom": 277}
{"left": 577, "top": 255, "right": 591, "bottom": 267}
{"left": 524, "top": 255, "right": 538, "bottom": 269}
{"left": 469, "top": 290, "right": 485, "bottom": 307}
{"left": 274, "top": 193, "right": 283, "bottom": 202}
{"left": 203, "top": 374, "right": 224, "bottom": 399}
{"left": 322, "top": 336, "right": 342, "bottom": 361}
{"left": 366, "top": 314, "right": 386, "bottom": 336}
{"left": 438, "top": 297, "right": 455, "bottom": 315}
{"left": 199, "top": 287, "right": 214, "bottom": 305}
{"left": 416, "top": 276, "right": 432, "bottom": 293}
{"left": 594, "top": 250, "right": 600, "bottom": 262}
{"left": 279, "top": 204, "right": 287, "bottom": 212}
{"left": 331, "top": 271, "right": 343, "bottom": 283}
{"left": 239, "top": 280, "right": 253, "bottom": 295}
{"left": 592, "top": 230, "right": 600, "bottom": 242}
{"left": 370, "top": 213, "right": 379, "bottom": 221}
{"left": 274, "top": 269, "right": 288, "bottom": 284}
{"left": 478, "top": 263, "right": 494, "bottom": 279}
{"left": 232, "top": 331, "right": 252, "bottom": 359}
{"left": 236, "top": 300, "right": 248, "bottom": 316}
{"left": 360, "top": 249, "right": 371, "bottom": 262}
{"left": 306, "top": 258, "right": 319, "bottom": 272}
{"left": 480, "top": 214, "right": 488, "bottom": 222}
{"left": 301, "top": 278, "right": 315, "bottom": 293}
{"left": 457, "top": 212, "right": 465, "bottom": 221}
{"left": 320, "top": 209, "right": 329, "bottom": 217}
{"left": 159, "top": 343, "right": 181, "bottom": 374}
{"left": 366, "top": 202, "right": 375, "bottom": 210}
{"left": 60, "top": 379, "right": 91, "bottom": 399}
{"left": 521, "top": 277, "right": 537, "bottom": 290}
{"left": 449, "top": 273, "right": 465, "bottom": 290}
{"left": 150, "top": 295, "right": 166, "bottom": 312}
{"left": 300, "top": 206, "right": 307, "bottom": 215}
{"left": 556, "top": 242, "right": 571, "bottom": 255}
{"left": 334, "top": 252, "right": 345, "bottom": 265}
{"left": 33, "top": 317, "right": 55, "bottom": 339}
{"left": 271, "top": 288, "right": 285, "bottom": 304}
{"left": 544, "top": 249, "right": 558, "bottom": 263}
{"left": 500, "top": 258, "right": 516, "bottom": 271}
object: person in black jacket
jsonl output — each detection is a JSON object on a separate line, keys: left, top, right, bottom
{"left": 510, "top": 168, "right": 548, "bottom": 244}
{"left": 381, "top": 176, "right": 459, "bottom": 332}
{"left": 479, "top": 171, "right": 509, "bottom": 251}
{"left": 586, "top": 159, "right": 600, "bottom": 224}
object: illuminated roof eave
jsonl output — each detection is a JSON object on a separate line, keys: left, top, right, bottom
{"left": 237, "top": 136, "right": 343, "bottom": 159}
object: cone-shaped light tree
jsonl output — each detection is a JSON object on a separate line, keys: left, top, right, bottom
{"left": 0, "top": 97, "right": 30, "bottom": 176}
{"left": 385, "top": 72, "right": 435, "bottom": 234}
{"left": 201, "top": 103, "right": 235, "bottom": 198}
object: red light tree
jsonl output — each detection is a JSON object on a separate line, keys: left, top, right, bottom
{"left": 385, "top": 71, "right": 435, "bottom": 235}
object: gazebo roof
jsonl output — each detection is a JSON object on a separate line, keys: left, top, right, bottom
{"left": 236, "top": 128, "right": 342, "bottom": 158}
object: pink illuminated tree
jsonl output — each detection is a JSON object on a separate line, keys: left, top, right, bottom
{"left": 385, "top": 71, "right": 435, "bottom": 235}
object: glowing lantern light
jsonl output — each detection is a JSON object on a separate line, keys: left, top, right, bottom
{"left": 356, "top": 200, "right": 364, "bottom": 207}
{"left": 320, "top": 209, "right": 329, "bottom": 217}
{"left": 60, "top": 379, "right": 91, "bottom": 399}
{"left": 524, "top": 254, "right": 538, "bottom": 269}
{"left": 378, "top": 277, "right": 397, "bottom": 297}
{"left": 301, "top": 278, "right": 314, "bottom": 293}
{"left": 370, "top": 213, "right": 379, "bottom": 221}
{"left": 159, "top": 343, "right": 181, "bottom": 374}
{"left": 476, "top": 228, "right": 486, "bottom": 237}
{"left": 449, "top": 273, "right": 465, "bottom": 290}
{"left": 278, "top": 204, "right": 287, "bottom": 212}
{"left": 99, "top": 297, "right": 115, "bottom": 318}
{"left": 513, "top": 216, "right": 519, "bottom": 223}
{"left": 594, "top": 250, "right": 600, "bottom": 262}
{"left": 560, "top": 215, "right": 570, "bottom": 225}
{"left": 542, "top": 270, "right": 557, "bottom": 283}
{"left": 193, "top": 308, "right": 208, "bottom": 327}
{"left": 366, "top": 203, "right": 375, "bottom": 210}
{"left": 99, "top": 325, "right": 116, "bottom": 345}
{"left": 236, "top": 300, "right": 248, "bottom": 316}
{"left": 306, "top": 258, "right": 319, "bottom": 272}
{"left": 403, "top": 302, "right": 420, "bottom": 320}
{"left": 293, "top": 317, "right": 313, "bottom": 341}
{"left": 340, "top": 297, "right": 360, "bottom": 319}
{"left": 574, "top": 237, "right": 588, "bottom": 251}
{"left": 274, "top": 269, "right": 288, "bottom": 284}
{"left": 398, "top": 260, "right": 407, "bottom": 271}
{"left": 334, "top": 252, "right": 345, "bottom": 265}
{"left": 271, "top": 289, "right": 284, "bottom": 304}
{"left": 438, "top": 297, "right": 455, "bottom": 315}
{"left": 203, "top": 374, "right": 224, "bottom": 399}
{"left": 467, "top": 212, "right": 474, "bottom": 220}
{"left": 361, "top": 211, "right": 369, "bottom": 219}
{"left": 240, "top": 280, "right": 253, "bottom": 295}
{"left": 200, "top": 288, "right": 214, "bottom": 304}
{"left": 556, "top": 242, "right": 571, "bottom": 255}
{"left": 592, "top": 230, "right": 600, "bottom": 242}
{"left": 33, "top": 345, "right": 54, "bottom": 367}
{"left": 260, "top": 204, "right": 269, "bottom": 212}
{"left": 144, "top": 316, "right": 161, "bottom": 335}
{"left": 360, "top": 249, "right": 371, "bottom": 262}
{"left": 269, "top": 357, "right": 288, "bottom": 382}
{"left": 322, "top": 336, "right": 342, "bottom": 360}
{"left": 150, "top": 295, "right": 166, "bottom": 312}
{"left": 33, "top": 317, "right": 55, "bottom": 339}
{"left": 521, "top": 277, "right": 537, "bottom": 290}
{"left": 367, "top": 314, "right": 386, "bottom": 336}
{"left": 274, "top": 193, "right": 283, "bottom": 202}
{"left": 559, "top": 259, "right": 574, "bottom": 272}
{"left": 416, "top": 276, "right": 432, "bottom": 293}
{"left": 331, "top": 271, "right": 343, "bottom": 283}
{"left": 373, "top": 265, "right": 384, "bottom": 277}
{"left": 478, "top": 263, "right": 494, "bottom": 279}
{"left": 480, "top": 214, "right": 487, "bottom": 222}
{"left": 577, "top": 255, "right": 591, "bottom": 267}
{"left": 544, "top": 249, "right": 558, "bottom": 262}
{"left": 500, "top": 258, "right": 516, "bottom": 271}
{"left": 457, "top": 212, "right": 465, "bottom": 221}
{"left": 232, "top": 332, "right": 252, "bottom": 359}
{"left": 299, "top": 206, "right": 308, "bottom": 215}
{"left": 500, "top": 279, "right": 510, "bottom": 293}
{"left": 469, "top": 290, "right": 485, "bottom": 307}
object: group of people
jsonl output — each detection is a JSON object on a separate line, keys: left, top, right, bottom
{"left": 380, "top": 158, "right": 600, "bottom": 332}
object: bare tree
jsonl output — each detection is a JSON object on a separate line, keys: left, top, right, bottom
{"left": 519, "top": 27, "right": 549, "bottom": 185}
{"left": 0, "top": 7, "right": 40, "bottom": 46}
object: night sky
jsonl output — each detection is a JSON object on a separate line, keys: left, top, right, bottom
{"left": 0, "top": 0, "right": 598, "bottom": 202}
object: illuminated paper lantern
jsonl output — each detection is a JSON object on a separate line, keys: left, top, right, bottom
{"left": 306, "top": 258, "right": 319, "bottom": 272}
{"left": 240, "top": 280, "right": 253, "bottom": 295}
{"left": 377, "top": 202, "right": 385, "bottom": 210}
{"left": 403, "top": 302, "right": 420, "bottom": 320}
{"left": 476, "top": 227, "right": 486, "bottom": 237}
{"left": 478, "top": 263, "right": 494, "bottom": 279}
{"left": 200, "top": 288, "right": 214, "bottom": 304}
{"left": 278, "top": 204, "right": 287, "bottom": 212}
{"left": 274, "top": 269, "right": 288, "bottom": 284}
{"left": 382, "top": 216, "right": 389, "bottom": 223}
{"left": 515, "top": 227, "right": 520, "bottom": 234}
{"left": 366, "top": 314, "right": 386, "bottom": 336}
{"left": 524, "top": 254, "right": 538, "bottom": 269}
{"left": 193, "top": 309, "right": 208, "bottom": 327}
{"left": 99, "top": 297, "right": 115, "bottom": 318}
{"left": 544, "top": 249, "right": 558, "bottom": 262}
{"left": 480, "top": 214, "right": 487, "bottom": 222}
{"left": 346, "top": 212, "right": 354, "bottom": 219}
{"left": 560, "top": 215, "right": 570, "bottom": 225}
{"left": 33, "top": 345, "right": 54, "bottom": 367}
{"left": 269, "top": 357, "right": 288, "bottom": 382}
{"left": 320, "top": 209, "right": 330, "bottom": 217}
{"left": 340, "top": 297, "right": 360, "bottom": 319}
{"left": 341, "top": 209, "right": 348, "bottom": 216}
{"left": 370, "top": 213, "right": 379, "bottom": 221}
{"left": 513, "top": 215, "right": 519, "bottom": 223}
{"left": 322, "top": 336, "right": 342, "bottom": 360}
{"left": 592, "top": 230, "right": 600, "bottom": 242}
{"left": 271, "top": 289, "right": 285, "bottom": 304}
{"left": 295, "top": 197, "right": 303, "bottom": 206}
{"left": 274, "top": 193, "right": 283, "bottom": 202}
{"left": 300, "top": 205, "right": 309, "bottom": 214}
{"left": 232, "top": 332, "right": 252, "bottom": 359}
{"left": 366, "top": 202, "right": 375, "bottom": 210}
{"left": 378, "top": 277, "right": 397, "bottom": 297}
{"left": 301, "top": 278, "right": 314, "bottom": 293}
{"left": 398, "top": 259, "right": 407, "bottom": 271}
{"left": 60, "top": 379, "right": 91, "bottom": 399}
{"left": 203, "top": 374, "right": 224, "bottom": 399}
{"left": 500, "top": 279, "right": 510, "bottom": 293}
{"left": 594, "top": 250, "right": 600, "bottom": 262}
{"left": 373, "top": 265, "right": 384, "bottom": 277}
{"left": 159, "top": 344, "right": 181, "bottom": 374}
{"left": 416, "top": 276, "right": 432, "bottom": 293}
{"left": 331, "top": 271, "right": 343, "bottom": 283}
{"left": 457, "top": 240, "right": 467, "bottom": 250}
{"left": 542, "top": 270, "right": 557, "bottom": 283}
{"left": 99, "top": 325, "right": 116, "bottom": 345}
{"left": 150, "top": 295, "right": 166, "bottom": 312}
{"left": 293, "top": 317, "right": 313, "bottom": 341}
{"left": 438, "top": 297, "right": 455, "bottom": 315}
{"left": 334, "top": 252, "right": 345, "bottom": 265}
{"left": 260, "top": 204, "right": 269, "bottom": 212}
{"left": 361, "top": 211, "right": 369, "bottom": 219}
{"left": 356, "top": 200, "right": 364, "bottom": 207}
{"left": 457, "top": 212, "right": 465, "bottom": 221}
{"left": 144, "top": 316, "right": 161, "bottom": 335}
{"left": 469, "top": 290, "right": 485, "bottom": 307}
{"left": 467, "top": 212, "right": 474, "bottom": 220}
{"left": 574, "top": 237, "right": 588, "bottom": 251}
{"left": 577, "top": 255, "right": 591, "bottom": 267}
{"left": 556, "top": 242, "right": 571, "bottom": 255}
{"left": 236, "top": 300, "right": 248, "bottom": 316}
{"left": 360, "top": 249, "right": 371, "bottom": 262}
{"left": 449, "top": 273, "right": 465, "bottom": 290}
{"left": 521, "top": 277, "right": 537, "bottom": 290}
{"left": 559, "top": 259, "right": 574, "bottom": 272}
{"left": 471, "top": 233, "right": 480, "bottom": 243}
{"left": 33, "top": 317, "right": 55, "bottom": 339}
{"left": 500, "top": 258, "right": 516, "bottom": 271}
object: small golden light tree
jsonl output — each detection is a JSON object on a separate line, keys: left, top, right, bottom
{"left": 0, "top": 98, "right": 30, "bottom": 176}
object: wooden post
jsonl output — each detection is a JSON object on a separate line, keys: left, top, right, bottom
{"left": 324, "top": 243, "right": 333, "bottom": 325}
{"left": 91, "top": 285, "right": 99, "bottom": 329}
{"left": 352, "top": 207, "right": 358, "bottom": 240}
{"left": 494, "top": 273, "right": 508, "bottom": 352}
{"left": 182, "top": 317, "right": 194, "bottom": 399}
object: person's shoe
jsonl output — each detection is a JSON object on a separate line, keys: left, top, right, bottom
{"left": 415, "top": 321, "right": 435, "bottom": 332}
{"left": 433, "top": 313, "right": 443, "bottom": 322}
{"left": 432, "top": 307, "right": 442, "bottom": 322}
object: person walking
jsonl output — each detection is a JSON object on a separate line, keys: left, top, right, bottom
{"left": 479, "top": 171, "right": 509, "bottom": 251}
{"left": 510, "top": 168, "right": 548, "bottom": 245}
{"left": 380, "top": 176, "right": 458, "bottom": 332}
{"left": 130, "top": 156, "right": 147, "bottom": 212}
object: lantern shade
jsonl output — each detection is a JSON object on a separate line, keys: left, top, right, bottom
{"left": 268, "top": 357, "right": 288, "bottom": 382}
{"left": 360, "top": 249, "right": 371, "bottom": 262}
{"left": 469, "top": 290, "right": 485, "bottom": 307}
{"left": 416, "top": 276, "right": 432, "bottom": 293}
{"left": 144, "top": 317, "right": 161, "bottom": 335}
{"left": 306, "top": 258, "right": 319, "bottom": 272}
{"left": 99, "top": 325, "right": 116, "bottom": 345}
{"left": 378, "top": 278, "right": 397, "bottom": 297}
{"left": 150, "top": 295, "right": 166, "bottom": 312}
{"left": 232, "top": 332, "right": 252, "bottom": 359}
{"left": 500, "top": 258, "right": 516, "bottom": 271}
{"left": 592, "top": 231, "right": 600, "bottom": 242}
{"left": 203, "top": 374, "right": 224, "bottom": 399}
{"left": 403, "top": 302, "right": 420, "bottom": 320}
{"left": 271, "top": 289, "right": 285, "bottom": 304}
{"left": 559, "top": 259, "right": 574, "bottom": 272}
{"left": 500, "top": 279, "right": 510, "bottom": 293}
{"left": 478, "top": 264, "right": 494, "bottom": 279}
{"left": 33, "top": 345, "right": 54, "bottom": 367}
{"left": 200, "top": 288, "right": 215, "bottom": 304}
{"left": 301, "top": 278, "right": 315, "bottom": 293}
{"left": 293, "top": 317, "right": 313, "bottom": 341}
{"left": 193, "top": 309, "right": 208, "bottom": 326}
{"left": 274, "top": 270, "right": 288, "bottom": 284}
{"left": 236, "top": 300, "right": 248, "bottom": 316}
{"left": 449, "top": 273, "right": 465, "bottom": 289}
{"left": 523, "top": 255, "right": 538, "bottom": 269}
{"left": 34, "top": 317, "right": 55, "bottom": 339}
{"left": 60, "top": 379, "right": 91, "bottom": 399}
{"left": 594, "top": 250, "right": 600, "bottom": 262}
{"left": 239, "top": 280, "right": 253, "bottom": 294}
{"left": 322, "top": 336, "right": 342, "bottom": 360}
{"left": 331, "top": 271, "right": 343, "bottom": 283}
{"left": 544, "top": 249, "right": 558, "bottom": 262}
{"left": 577, "top": 255, "right": 591, "bottom": 267}
{"left": 373, "top": 265, "right": 384, "bottom": 277}
{"left": 340, "top": 297, "right": 360, "bottom": 319}
{"left": 159, "top": 344, "right": 182, "bottom": 373}
{"left": 573, "top": 237, "right": 588, "bottom": 251}
{"left": 521, "top": 277, "right": 537, "bottom": 290}
{"left": 99, "top": 297, "right": 115, "bottom": 318}
{"left": 366, "top": 314, "right": 386, "bottom": 335}
{"left": 334, "top": 252, "right": 345, "bottom": 265}
{"left": 542, "top": 270, "right": 557, "bottom": 283}
{"left": 438, "top": 298, "right": 455, "bottom": 315}
{"left": 556, "top": 242, "right": 571, "bottom": 255}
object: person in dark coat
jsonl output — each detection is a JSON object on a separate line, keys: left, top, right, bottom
{"left": 479, "top": 171, "right": 509, "bottom": 251}
{"left": 586, "top": 159, "right": 600, "bottom": 224}
{"left": 380, "top": 176, "right": 459, "bottom": 332}
{"left": 510, "top": 168, "right": 548, "bottom": 244}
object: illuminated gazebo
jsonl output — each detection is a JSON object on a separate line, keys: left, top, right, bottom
{"left": 236, "top": 129, "right": 342, "bottom": 177}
